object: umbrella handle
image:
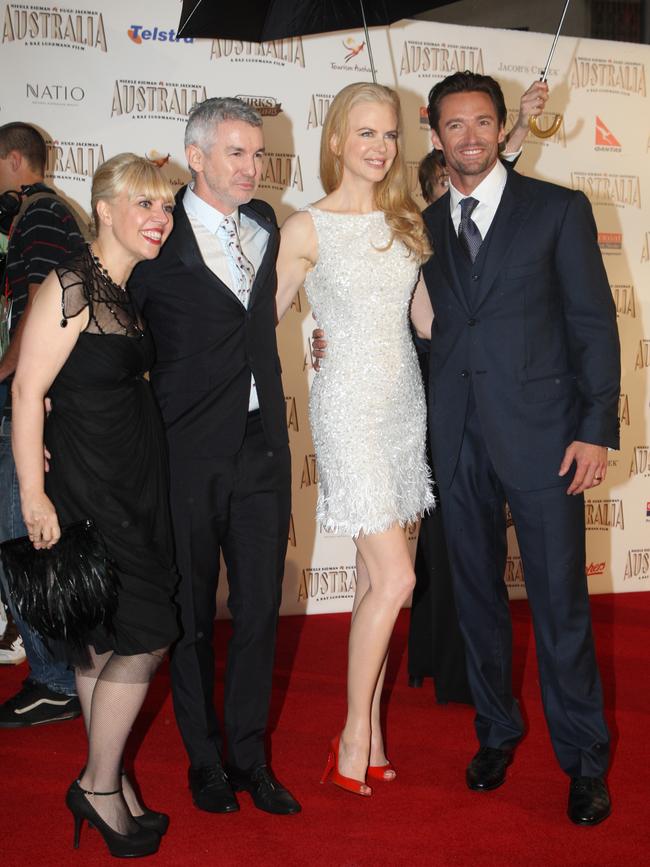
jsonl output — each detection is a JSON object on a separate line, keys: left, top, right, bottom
{"left": 529, "top": 113, "right": 563, "bottom": 138}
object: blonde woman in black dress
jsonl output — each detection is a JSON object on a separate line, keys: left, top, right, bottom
{"left": 11, "top": 154, "right": 177, "bottom": 857}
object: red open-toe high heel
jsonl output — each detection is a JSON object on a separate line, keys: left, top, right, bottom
{"left": 320, "top": 735, "right": 372, "bottom": 797}
{"left": 367, "top": 761, "right": 396, "bottom": 782}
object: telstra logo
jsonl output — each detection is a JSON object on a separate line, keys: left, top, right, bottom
{"left": 128, "top": 25, "right": 194, "bottom": 44}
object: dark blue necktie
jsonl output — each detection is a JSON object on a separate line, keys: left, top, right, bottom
{"left": 458, "top": 197, "right": 482, "bottom": 263}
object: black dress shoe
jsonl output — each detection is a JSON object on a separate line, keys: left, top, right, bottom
{"left": 466, "top": 747, "right": 513, "bottom": 791}
{"left": 188, "top": 765, "right": 239, "bottom": 813}
{"left": 229, "top": 765, "right": 301, "bottom": 815}
{"left": 567, "top": 776, "right": 611, "bottom": 826}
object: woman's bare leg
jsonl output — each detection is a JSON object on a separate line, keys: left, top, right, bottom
{"left": 337, "top": 525, "right": 415, "bottom": 786}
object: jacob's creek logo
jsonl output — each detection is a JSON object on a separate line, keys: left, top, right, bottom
{"left": 618, "top": 393, "right": 630, "bottom": 427}
{"left": 585, "top": 498, "right": 624, "bottom": 530}
{"left": 285, "top": 396, "right": 299, "bottom": 433}
{"left": 45, "top": 140, "right": 105, "bottom": 182}
{"left": 307, "top": 93, "right": 335, "bottom": 130}
{"left": 298, "top": 566, "right": 357, "bottom": 603}
{"left": 624, "top": 549, "right": 650, "bottom": 581}
{"left": 570, "top": 56, "right": 646, "bottom": 96}
{"left": 128, "top": 25, "right": 193, "bottom": 44}
{"left": 635, "top": 340, "right": 650, "bottom": 370}
{"left": 210, "top": 38, "right": 305, "bottom": 67}
{"left": 595, "top": 117, "right": 621, "bottom": 150}
{"left": 647, "top": 501, "right": 650, "bottom": 520}
{"left": 419, "top": 106, "right": 430, "bottom": 129}
{"left": 504, "top": 556, "right": 525, "bottom": 590}
{"left": 586, "top": 562, "right": 606, "bottom": 577}
{"left": 236, "top": 95, "right": 283, "bottom": 117}
{"left": 598, "top": 232, "right": 622, "bottom": 253}
{"left": 400, "top": 40, "right": 484, "bottom": 77}
{"left": 641, "top": 232, "right": 650, "bottom": 263}
{"left": 300, "top": 454, "right": 318, "bottom": 488}
{"left": 571, "top": 172, "right": 641, "bottom": 209}
{"left": 26, "top": 82, "right": 85, "bottom": 106}
{"left": 612, "top": 284, "right": 636, "bottom": 317}
{"left": 111, "top": 80, "right": 207, "bottom": 121}
{"left": 629, "top": 446, "right": 650, "bottom": 477}
{"left": 2, "top": 5, "right": 107, "bottom": 50}
{"left": 258, "top": 153, "right": 303, "bottom": 192}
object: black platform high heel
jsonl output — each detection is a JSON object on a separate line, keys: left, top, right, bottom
{"left": 66, "top": 779, "right": 161, "bottom": 858}
{"left": 122, "top": 770, "right": 170, "bottom": 835}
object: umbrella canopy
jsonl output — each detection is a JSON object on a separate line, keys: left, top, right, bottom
{"left": 177, "top": 1, "right": 452, "bottom": 42}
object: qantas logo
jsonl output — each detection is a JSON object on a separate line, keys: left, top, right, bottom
{"left": 595, "top": 116, "right": 621, "bottom": 148}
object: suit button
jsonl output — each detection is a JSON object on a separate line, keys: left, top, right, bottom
{"left": 460, "top": 369, "right": 470, "bottom": 378}
{"left": 471, "top": 274, "right": 479, "bottom": 281}
{"left": 467, "top": 318, "right": 476, "bottom": 326}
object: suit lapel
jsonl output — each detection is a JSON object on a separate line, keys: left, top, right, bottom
{"left": 473, "top": 172, "right": 536, "bottom": 310}
{"left": 424, "top": 195, "right": 469, "bottom": 311}
{"left": 424, "top": 193, "right": 467, "bottom": 307}
{"left": 171, "top": 189, "right": 242, "bottom": 308}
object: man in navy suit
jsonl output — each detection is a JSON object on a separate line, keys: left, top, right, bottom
{"left": 420, "top": 72, "right": 619, "bottom": 825}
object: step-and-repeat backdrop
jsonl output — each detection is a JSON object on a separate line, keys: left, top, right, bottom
{"left": 1, "top": 1, "right": 648, "bottom": 613}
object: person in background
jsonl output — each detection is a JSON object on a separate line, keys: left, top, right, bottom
{"left": 0, "top": 122, "right": 83, "bottom": 723}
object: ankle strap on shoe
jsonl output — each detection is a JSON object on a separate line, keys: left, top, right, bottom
{"left": 77, "top": 780, "right": 121, "bottom": 796}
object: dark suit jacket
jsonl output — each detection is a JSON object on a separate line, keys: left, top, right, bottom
{"left": 129, "top": 189, "right": 287, "bottom": 459}
{"left": 421, "top": 169, "right": 620, "bottom": 491}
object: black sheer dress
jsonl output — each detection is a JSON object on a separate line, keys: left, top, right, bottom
{"left": 45, "top": 246, "right": 178, "bottom": 658}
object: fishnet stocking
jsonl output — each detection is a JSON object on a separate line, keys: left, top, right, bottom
{"left": 76, "top": 645, "right": 167, "bottom": 834}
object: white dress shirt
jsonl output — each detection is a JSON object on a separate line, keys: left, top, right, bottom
{"left": 183, "top": 184, "right": 270, "bottom": 412}
{"left": 449, "top": 159, "right": 508, "bottom": 240}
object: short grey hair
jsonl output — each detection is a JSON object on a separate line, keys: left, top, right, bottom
{"left": 184, "top": 97, "right": 263, "bottom": 151}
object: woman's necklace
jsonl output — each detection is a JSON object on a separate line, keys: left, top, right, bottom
{"left": 89, "top": 244, "right": 126, "bottom": 293}
{"left": 87, "top": 244, "right": 143, "bottom": 337}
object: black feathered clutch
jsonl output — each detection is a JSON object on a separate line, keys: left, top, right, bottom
{"left": 0, "top": 519, "right": 118, "bottom": 651}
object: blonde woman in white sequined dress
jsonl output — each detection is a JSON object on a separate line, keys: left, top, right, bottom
{"left": 276, "top": 83, "right": 435, "bottom": 797}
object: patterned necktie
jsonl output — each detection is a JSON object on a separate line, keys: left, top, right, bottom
{"left": 458, "top": 197, "right": 482, "bottom": 263}
{"left": 217, "top": 215, "right": 256, "bottom": 305}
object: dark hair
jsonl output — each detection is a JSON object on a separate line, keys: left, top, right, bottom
{"left": 427, "top": 71, "right": 507, "bottom": 132}
{"left": 418, "top": 149, "right": 447, "bottom": 203}
{"left": 0, "top": 122, "right": 47, "bottom": 174}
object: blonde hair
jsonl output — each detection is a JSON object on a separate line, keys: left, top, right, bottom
{"left": 90, "top": 152, "right": 174, "bottom": 236}
{"left": 320, "top": 83, "right": 430, "bottom": 262}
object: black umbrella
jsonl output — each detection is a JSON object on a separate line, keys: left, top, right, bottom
{"left": 177, "top": 1, "right": 454, "bottom": 82}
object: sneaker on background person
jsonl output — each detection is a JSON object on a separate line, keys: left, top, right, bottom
{"left": 0, "top": 678, "right": 81, "bottom": 727}
{"left": 0, "top": 611, "right": 26, "bottom": 665}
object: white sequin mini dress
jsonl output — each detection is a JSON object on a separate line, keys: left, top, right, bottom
{"left": 304, "top": 206, "right": 435, "bottom": 537}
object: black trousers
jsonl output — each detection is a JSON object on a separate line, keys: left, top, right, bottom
{"left": 408, "top": 493, "right": 472, "bottom": 705}
{"left": 168, "top": 413, "right": 291, "bottom": 772}
{"left": 439, "top": 394, "right": 609, "bottom": 777}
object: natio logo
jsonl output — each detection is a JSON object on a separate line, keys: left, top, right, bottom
{"left": 595, "top": 116, "right": 621, "bottom": 148}
{"left": 128, "top": 25, "right": 193, "bottom": 44}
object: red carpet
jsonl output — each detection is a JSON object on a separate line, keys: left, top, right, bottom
{"left": 1, "top": 593, "right": 649, "bottom": 866}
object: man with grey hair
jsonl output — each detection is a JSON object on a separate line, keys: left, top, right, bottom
{"left": 130, "top": 97, "right": 299, "bottom": 816}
